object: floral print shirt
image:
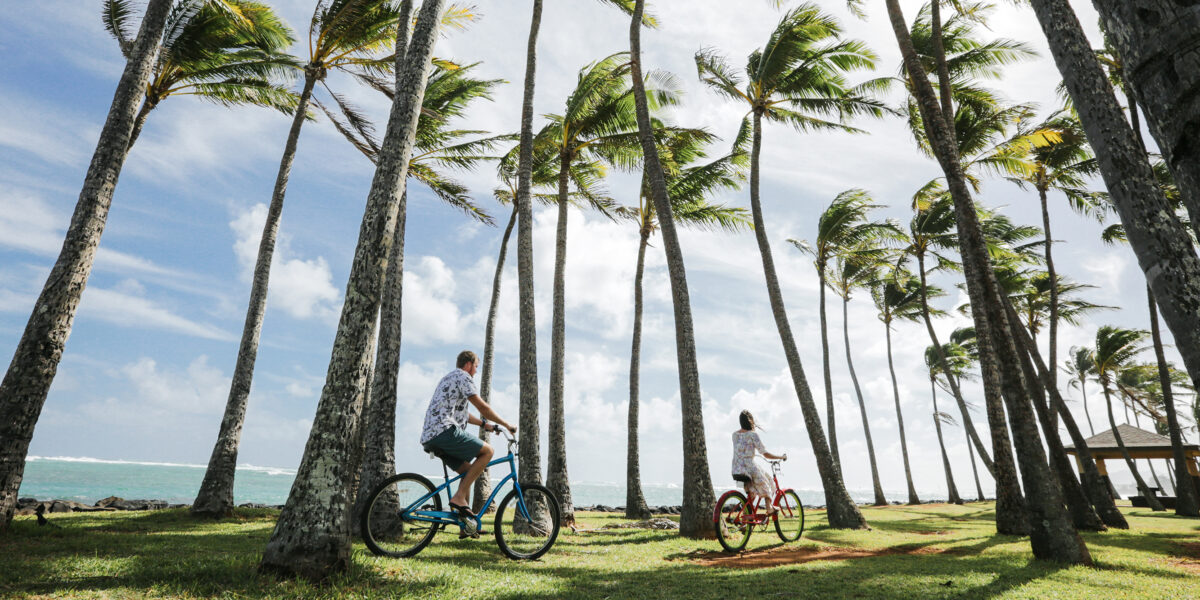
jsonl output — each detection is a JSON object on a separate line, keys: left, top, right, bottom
{"left": 419, "top": 369, "right": 479, "bottom": 444}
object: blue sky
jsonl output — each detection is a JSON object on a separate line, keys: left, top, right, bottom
{"left": 1, "top": 0, "right": 1185, "bottom": 501}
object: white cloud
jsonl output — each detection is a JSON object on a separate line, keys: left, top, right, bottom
{"left": 230, "top": 203, "right": 341, "bottom": 321}
{"left": 77, "top": 285, "right": 235, "bottom": 341}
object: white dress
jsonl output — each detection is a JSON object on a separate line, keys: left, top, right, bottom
{"left": 731, "top": 430, "right": 776, "bottom": 498}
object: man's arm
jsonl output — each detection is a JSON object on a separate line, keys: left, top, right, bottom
{"left": 468, "top": 395, "right": 516, "bottom": 433}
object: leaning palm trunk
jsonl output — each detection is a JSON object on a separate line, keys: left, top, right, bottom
{"left": 1079, "top": 378, "right": 1096, "bottom": 436}
{"left": 930, "top": 380, "right": 962, "bottom": 504}
{"left": 886, "top": 0, "right": 1089, "bottom": 562}
{"left": 259, "top": 0, "right": 443, "bottom": 579}
{"left": 1002, "top": 300, "right": 1106, "bottom": 531}
{"left": 127, "top": 97, "right": 157, "bottom": 150}
{"left": 353, "top": 199, "right": 409, "bottom": 524}
{"left": 884, "top": 321, "right": 921, "bottom": 505}
{"left": 1148, "top": 286, "right": 1200, "bottom": 515}
{"left": 1029, "top": 0, "right": 1200, "bottom": 402}
{"left": 1091, "top": 1, "right": 1200, "bottom": 242}
{"left": 473, "top": 205, "right": 517, "bottom": 513}
{"left": 964, "top": 419, "right": 985, "bottom": 501}
{"left": 842, "top": 297, "right": 887, "bottom": 505}
{"left": 1129, "top": 405, "right": 1166, "bottom": 491}
{"left": 1101, "top": 383, "right": 1165, "bottom": 511}
{"left": 547, "top": 152, "right": 575, "bottom": 527}
{"left": 193, "top": 74, "right": 319, "bottom": 518}
{"left": 916, "top": 254, "right": 995, "bottom": 476}
{"left": 629, "top": 0, "right": 719, "bottom": 537}
{"left": 515, "top": 0, "right": 543, "bottom": 489}
{"left": 626, "top": 230, "right": 653, "bottom": 520}
{"left": 1038, "top": 185, "right": 1061, "bottom": 429}
{"left": 817, "top": 267, "right": 840, "bottom": 473}
{"left": 0, "top": 0, "right": 174, "bottom": 530}
{"left": 745, "top": 112, "right": 866, "bottom": 528}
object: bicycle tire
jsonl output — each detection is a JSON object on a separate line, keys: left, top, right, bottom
{"left": 773, "top": 489, "right": 804, "bottom": 542}
{"left": 361, "top": 472, "right": 442, "bottom": 558}
{"left": 714, "top": 489, "right": 752, "bottom": 553}
{"left": 494, "top": 483, "right": 560, "bottom": 560}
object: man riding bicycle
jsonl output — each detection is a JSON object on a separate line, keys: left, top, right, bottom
{"left": 419, "top": 350, "right": 516, "bottom": 521}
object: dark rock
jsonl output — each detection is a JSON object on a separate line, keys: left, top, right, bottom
{"left": 17, "top": 498, "right": 38, "bottom": 508}
{"left": 49, "top": 501, "right": 73, "bottom": 513}
{"left": 239, "top": 503, "right": 270, "bottom": 509}
{"left": 95, "top": 496, "right": 124, "bottom": 508}
{"left": 594, "top": 504, "right": 612, "bottom": 512}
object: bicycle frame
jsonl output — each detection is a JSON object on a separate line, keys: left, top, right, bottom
{"left": 727, "top": 461, "right": 794, "bottom": 525}
{"left": 401, "top": 443, "right": 532, "bottom": 530}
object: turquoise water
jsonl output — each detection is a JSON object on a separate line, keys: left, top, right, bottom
{"left": 18, "top": 457, "right": 886, "bottom": 508}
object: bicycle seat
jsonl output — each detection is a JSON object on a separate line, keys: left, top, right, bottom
{"left": 732, "top": 474, "right": 751, "bottom": 484}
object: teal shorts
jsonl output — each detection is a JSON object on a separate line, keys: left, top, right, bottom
{"left": 423, "top": 426, "right": 484, "bottom": 472}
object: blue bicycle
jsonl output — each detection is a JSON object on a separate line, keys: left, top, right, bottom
{"left": 360, "top": 429, "right": 561, "bottom": 560}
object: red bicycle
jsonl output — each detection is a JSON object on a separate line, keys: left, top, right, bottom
{"left": 712, "top": 460, "right": 805, "bottom": 553}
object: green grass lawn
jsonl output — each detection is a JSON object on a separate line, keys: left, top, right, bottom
{"left": 2, "top": 502, "right": 1199, "bottom": 599}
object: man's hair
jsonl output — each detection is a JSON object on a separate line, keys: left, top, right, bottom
{"left": 457, "top": 350, "right": 478, "bottom": 368}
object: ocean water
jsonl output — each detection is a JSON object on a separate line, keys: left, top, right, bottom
{"left": 18, "top": 457, "right": 888, "bottom": 508}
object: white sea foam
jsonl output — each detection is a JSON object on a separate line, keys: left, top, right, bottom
{"left": 27, "top": 456, "right": 295, "bottom": 476}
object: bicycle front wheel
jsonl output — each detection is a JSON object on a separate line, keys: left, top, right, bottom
{"left": 774, "top": 489, "right": 804, "bottom": 542}
{"left": 714, "top": 490, "right": 752, "bottom": 553}
{"left": 361, "top": 473, "right": 441, "bottom": 558}
{"left": 494, "top": 483, "right": 560, "bottom": 560}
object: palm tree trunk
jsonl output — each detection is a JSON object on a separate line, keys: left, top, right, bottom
{"left": 965, "top": 419, "right": 985, "bottom": 501}
{"left": 1148, "top": 285, "right": 1200, "bottom": 515}
{"left": 515, "top": 0, "right": 543, "bottom": 490}
{"left": 547, "top": 151, "right": 575, "bottom": 527}
{"left": 629, "top": 0, "right": 718, "bottom": 537}
{"left": 626, "top": 229, "right": 652, "bottom": 520}
{"left": 887, "top": 0, "right": 1090, "bottom": 562}
{"left": 916, "top": 252, "right": 995, "bottom": 476}
{"left": 0, "top": 0, "right": 174, "bottom": 530}
{"left": 1102, "top": 382, "right": 1165, "bottom": 511}
{"left": 1129, "top": 405, "right": 1166, "bottom": 492}
{"left": 928, "top": 0, "right": 956, "bottom": 139}
{"left": 884, "top": 321, "right": 921, "bottom": 505}
{"left": 473, "top": 204, "right": 518, "bottom": 514}
{"left": 1091, "top": 0, "right": 1200, "bottom": 242}
{"left": 1038, "top": 184, "right": 1061, "bottom": 430}
{"left": 352, "top": 196, "right": 408, "bottom": 524}
{"left": 931, "top": 379, "right": 962, "bottom": 504}
{"left": 843, "top": 296, "right": 887, "bottom": 506}
{"left": 818, "top": 263, "right": 841, "bottom": 474}
{"left": 747, "top": 111, "right": 866, "bottom": 528}
{"left": 259, "top": 0, "right": 442, "bottom": 579}
{"left": 1029, "top": 0, "right": 1200, "bottom": 403}
{"left": 126, "top": 97, "right": 157, "bottom": 151}
{"left": 192, "top": 74, "right": 318, "bottom": 518}
{"left": 1001, "top": 298, "right": 1106, "bottom": 531}
{"left": 1079, "top": 378, "right": 1096, "bottom": 436}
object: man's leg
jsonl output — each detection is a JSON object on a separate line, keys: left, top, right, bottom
{"left": 450, "top": 443, "right": 493, "bottom": 507}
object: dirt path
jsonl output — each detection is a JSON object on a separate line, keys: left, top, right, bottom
{"left": 688, "top": 544, "right": 943, "bottom": 569}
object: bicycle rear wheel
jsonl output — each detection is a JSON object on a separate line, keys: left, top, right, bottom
{"left": 361, "top": 473, "right": 442, "bottom": 558}
{"left": 773, "top": 489, "right": 804, "bottom": 542}
{"left": 494, "top": 483, "right": 560, "bottom": 560}
{"left": 714, "top": 490, "right": 752, "bottom": 553}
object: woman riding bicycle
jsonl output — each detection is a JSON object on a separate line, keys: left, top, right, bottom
{"left": 732, "top": 410, "right": 787, "bottom": 514}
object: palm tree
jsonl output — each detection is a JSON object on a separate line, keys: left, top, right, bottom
{"left": 259, "top": 0, "right": 446, "bottom": 578}
{"left": 104, "top": 0, "right": 300, "bottom": 150}
{"left": 1089, "top": 0, "right": 1200, "bottom": 239}
{"left": 1006, "top": 109, "right": 1106, "bottom": 404}
{"left": 695, "top": 2, "right": 884, "bottom": 529}
{"left": 873, "top": 273, "right": 936, "bottom": 505}
{"left": 537, "top": 53, "right": 667, "bottom": 527}
{"left": 902, "top": 194, "right": 997, "bottom": 479}
{"left": 352, "top": 64, "right": 507, "bottom": 522}
{"left": 624, "top": 0, "right": 718, "bottom": 538}
{"left": 793, "top": 189, "right": 901, "bottom": 476}
{"left": 514, "top": 0, "right": 545, "bottom": 495}
{"left": 883, "top": 0, "right": 1090, "bottom": 561}
{"left": 1064, "top": 347, "right": 1098, "bottom": 436}
{"left": 625, "top": 131, "right": 750, "bottom": 520}
{"left": 1011, "top": 272, "right": 1110, "bottom": 342}
{"left": 1092, "top": 326, "right": 1166, "bottom": 511}
{"left": 0, "top": 0, "right": 175, "bottom": 531}
{"left": 926, "top": 343, "right": 963, "bottom": 504}
{"left": 192, "top": 0, "right": 420, "bottom": 518}
{"left": 825, "top": 232, "right": 899, "bottom": 506}
{"left": 941, "top": 327, "right": 989, "bottom": 501}
{"left": 1027, "top": 0, "right": 1200, "bottom": 424}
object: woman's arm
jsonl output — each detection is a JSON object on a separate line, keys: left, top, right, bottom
{"left": 762, "top": 451, "right": 787, "bottom": 461}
